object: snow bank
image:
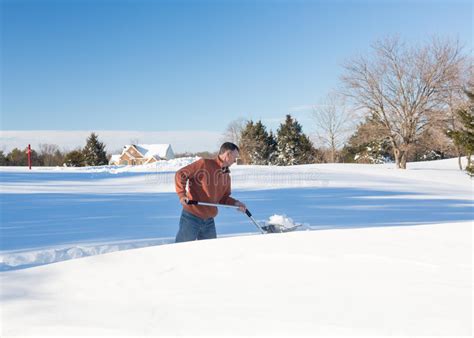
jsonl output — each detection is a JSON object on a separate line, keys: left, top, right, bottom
{"left": 0, "top": 156, "right": 199, "bottom": 173}
{"left": 107, "top": 156, "right": 199, "bottom": 173}
{"left": 0, "top": 221, "right": 471, "bottom": 336}
{"left": 0, "top": 234, "right": 253, "bottom": 271}
{"left": 0, "top": 238, "right": 174, "bottom": 271}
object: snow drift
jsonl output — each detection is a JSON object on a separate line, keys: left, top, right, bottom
{"left": 0, "top": 221, "right": 471, "bottom": 336}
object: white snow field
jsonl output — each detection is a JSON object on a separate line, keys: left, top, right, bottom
{"left": 0, "top": 158, "right": 472, "bottom": 336}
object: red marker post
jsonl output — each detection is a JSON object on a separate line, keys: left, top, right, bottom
{"left": 27, "top": 144, "right": 32, "bottom": 170}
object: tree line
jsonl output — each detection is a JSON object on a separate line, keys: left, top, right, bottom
{"left": 0, "top": 133, "right": 108, "bottom": 167}
{"left": 225, "top": 86, "right": 473, "bottom": 170}
{"left": 233, "top": 115, "right": 320, "bottom": 166}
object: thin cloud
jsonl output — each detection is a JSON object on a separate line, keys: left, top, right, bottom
{"left": 0, "top": 130, "right": 222, "bottom": 154}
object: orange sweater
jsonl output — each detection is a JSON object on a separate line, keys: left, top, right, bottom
{"left": 175, "top": 157, "right": 237, "bottom": 220}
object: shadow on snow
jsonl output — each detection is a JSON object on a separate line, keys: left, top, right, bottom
{"left": 1, "top": 186, "right": 472, "bottom": 271}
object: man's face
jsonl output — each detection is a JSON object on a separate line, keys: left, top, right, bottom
{"left": 221, "top": 149, "right": 239, "bottom": 167}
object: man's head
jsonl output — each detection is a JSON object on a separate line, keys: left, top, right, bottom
{"left": 219, "top": 142, "right": 240, "bottom": 167}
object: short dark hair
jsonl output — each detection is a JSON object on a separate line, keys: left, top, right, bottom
{"left": 219, "top": 142, "right": 240, "bottom": 154}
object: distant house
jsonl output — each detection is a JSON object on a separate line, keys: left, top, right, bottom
{"left": 109, "top": 144, "right": 175, "bottom": 165}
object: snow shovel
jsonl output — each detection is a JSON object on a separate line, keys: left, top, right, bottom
{"left": 186, "top": 200, "right": 267, "bottom": 234}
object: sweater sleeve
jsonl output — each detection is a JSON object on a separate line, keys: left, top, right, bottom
{"left": 219, "top": 178, "right": 237, "bottom": 206}
{"left": 175, "top": 159, "right": 202, "bottom": 199}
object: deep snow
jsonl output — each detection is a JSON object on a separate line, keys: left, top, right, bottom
{"left": 0, "top": 221, "right": 471, "bottom": 336}
{"left": 0, "top": 157, "right": 472, "bottom": 336}
{"left": 1, "top": 157, "right": 472, "bottom": 270}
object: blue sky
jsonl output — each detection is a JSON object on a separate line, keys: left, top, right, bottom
{"left": 1, "top": 0, "right": 472, "bottom": 140}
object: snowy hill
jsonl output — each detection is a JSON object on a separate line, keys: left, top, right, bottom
{"left": 0, "top": 158, "right": 472, "bottom": 335}
{"left": 1, "top": 221, "right": 471, "bottom": 336}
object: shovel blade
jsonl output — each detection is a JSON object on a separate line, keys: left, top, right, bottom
{"left": 261, "top": 223, "right": 302, "bottom": 233}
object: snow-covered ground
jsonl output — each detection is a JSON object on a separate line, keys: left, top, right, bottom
{"left": 0, "top": 158, "right": 472, "bottom": 336}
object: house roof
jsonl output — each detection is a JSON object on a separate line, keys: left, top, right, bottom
{"left": 124, "top": 144, "right": 174, "bottom": 159}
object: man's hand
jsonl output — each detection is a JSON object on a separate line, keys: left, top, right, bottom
{"left": 234, "top": 201, "right": 247, "bottom": 213}
{"left": 180, "top": 196, "right": 189, "bottom": 206}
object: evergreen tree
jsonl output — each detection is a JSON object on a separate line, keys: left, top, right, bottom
{"left": 239, "top": 120, "right": 277, "bottom": 165}
{"left": 253, "top": 120, "right": 275, "bottom": 165}
{"left": 447, "top": 90, "right": 474, "bottom": 176}
{"left": 7, "top": 148, "right": 28, "bottom": 166}
{"left": 83, "top": 133, "right": 108, "bottom": 166}
{"left": 275, "top": 114, "right": 318, "bottom": 165}
{"left": 64, "top": 150, "right": 85, "bottom": 167}
{"left": 6, "top": 147, "right": 41, "bottom": 166}
{"left": 340, "top": 115, "right": 393, "bottom": 164}
{"left": 267, "top": 130, "right": 278, "bottom": 165}
{"left": 0, "top": 151, "right": 8, "bottom": 166}
{"left": 239, "top": 121, "right": 256, "bottom": 164}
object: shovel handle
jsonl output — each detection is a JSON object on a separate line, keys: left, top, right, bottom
{"left": 186, "top": 200, "right": 240, "bottom": 209}
{"left": 186, "top": 200, "right": 265, "bottom": 234}
{"left": 188, "top": 200, "right": 252, "bottom": 216}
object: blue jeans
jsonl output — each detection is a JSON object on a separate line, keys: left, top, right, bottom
{"left": 175, "top": 209, "right": 217, "bottom": 243}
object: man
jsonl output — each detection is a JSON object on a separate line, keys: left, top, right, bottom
{"left": 174, "top": 142, "right": 246, "bottom": 242}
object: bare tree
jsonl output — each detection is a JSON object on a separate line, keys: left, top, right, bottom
{"left": 38, "top": 143, "right": 60, "bottom": 166}
{"left": 221, "top": 117, "right": 246, "bottom": 146}
{"left": 312, "top": 92, "right": 357, "bottom": 162}
{"left": 341, "top": 37, "right": 465, "bottom": 169}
